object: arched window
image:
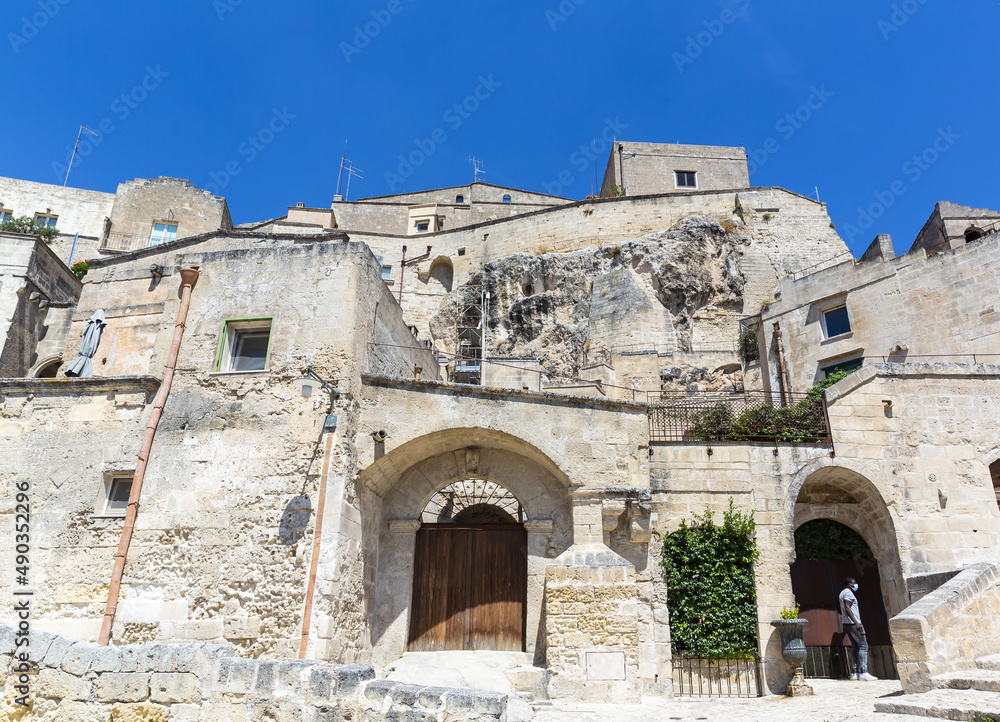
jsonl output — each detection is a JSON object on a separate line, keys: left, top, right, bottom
{"left": 965, "top": 227, "right": 985, "bottom": 244}
{"left": 421, "top": 479, "right": 523, "bottom": 523}
{"left": 456, "top": 195, "right": 465, "bottom": 204}
{"left": 990, "top": 459, "right": 1000, "bottom": 509}
{"left": 502, "top": 195, "right": 511, "bottom": 203}
{"left": 428, "top": 257, "right": 453, "bottom": 292}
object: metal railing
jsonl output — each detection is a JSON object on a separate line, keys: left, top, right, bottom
{"left": 672, "top": 654, "right": 763, "bottom": 698}
{"left": 101, "top": 231, "right": 147, "bottom": 253}
{"left": 648, "top": 390, "right": 831, "bottom": 445}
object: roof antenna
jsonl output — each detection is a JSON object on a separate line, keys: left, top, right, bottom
{"left": 344, "top": 162, "right": 364, "bottom": 201}
{"left": 336, "top": 140, "right": 350, "bottom": 197}
{"left": 813, "top": 186, "right": 821, "bottom": 201}
{"left": 64, "top": 125, "right": 99, "bottom": 186}
{"left": 470, "top": 156, "right": 486, "bottom": 183}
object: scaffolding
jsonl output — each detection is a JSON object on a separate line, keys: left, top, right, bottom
{"left": 454, "top": 284, "right": 488, "bottom": 385}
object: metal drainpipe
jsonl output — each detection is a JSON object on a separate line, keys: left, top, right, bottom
{"left": 772, "top": 322, "right": 792, "bottom": 407}
{"left": 617, "top": 144, "right": 625, "bottom": 194}
{"left": 98, "top": 267, "right": 199, "bottom": 646}
{"left": 298, "top": 430, "right": 335, "bottom": 659}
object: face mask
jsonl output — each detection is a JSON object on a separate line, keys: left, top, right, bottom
{"left": 852, "top": 584, "right": 859, "bottom": 592}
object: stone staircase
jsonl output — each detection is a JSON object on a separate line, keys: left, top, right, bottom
{"left": 875, "top": 655, "right": 1000, "bottom": 720}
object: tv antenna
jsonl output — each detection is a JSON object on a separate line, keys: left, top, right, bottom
{"left": 470, "top": 156, "right": 486, "bottom": 183}
{"left": 813, "top": 186, "right": 821, "bottom": 202}
{"left": 336, "top": 140, "right": 355, "bottom": 198}
{"left": 64, "top": 125, "right": 99, "bottom": 186}
{"left": 344, "top": 162, "right": 364, "bottom": 200}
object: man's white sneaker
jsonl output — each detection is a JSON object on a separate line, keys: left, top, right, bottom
{"left": 859, "top": 673, "right": 878, "bottom": 681}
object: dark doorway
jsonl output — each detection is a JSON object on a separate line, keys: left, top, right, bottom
{"left": 408, "top": 523, "right": 527, "bottom": 652}
{"left": 790, "top": 520, "right": 897, "bottom": 679}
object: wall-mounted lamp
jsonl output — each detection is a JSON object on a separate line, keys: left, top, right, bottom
{"left": 292, "top": 365, "right": 340, "bottom": 429}
{"left": 371, "top": 429, "right": 388, "bottom": 442}
{"left": 882, "top": 399, "right": 893, "bottom": 410}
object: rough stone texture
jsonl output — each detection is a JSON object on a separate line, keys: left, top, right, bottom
{"left": 873, "top": 688, "right": 1000, "bottom": 720}
{"left": 890, "top": 562, "right": 1000, "bottom": 693}
{"left": 0, "top": 231, "right": 82, "bottom": 378}
{"left": 909, "top": 200, "right": 1000, "bottom": 255}
{"left": 104, "top": 176, "right": 232, "bottom": 254}
{"left": 0, "top": 174, "right": 116, "bottom": 263}
{"left": 599, "top": 142, "right": 751, "bottom": 197}
{"left": 3, "top": 627, "right": 507, "bottom": 721}
{"left": 760, "top": 229, "right": 1000, "bottom": 393}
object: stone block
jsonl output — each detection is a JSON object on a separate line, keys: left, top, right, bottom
{"left": 149, "top": 672, "right": 199, "bottom": 704}
{"left": 97, "top": 672, "right": 151, "bottom": 702}
{"left": 37, "top": 668, "right": 92, "bottom": 700}
{"left": 61, "top": 641, "right": 100, "bottom": 676}
{"left": 92, "top": 646, "right": 123, "bottom": 673}
{"left": 40, "top": 634, "right": 76, "bottom": 668}
{"left": 107, "top": 702, "right": 170, "bottom": 721}
{"left": 253, "top": 661, "right": 277, "bottom": 695}
{"left": 223, "top": 616, "right": 260, "bottom": 640}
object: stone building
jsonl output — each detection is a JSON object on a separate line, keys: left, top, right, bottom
{"left": 2, "top": 142, "right": 1000, "bottom": 719}
{"left": 599, "top": 142, "right": 751, "bottom": 197}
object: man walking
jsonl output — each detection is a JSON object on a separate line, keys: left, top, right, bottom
{"left": 840, "top": 576, "right": 878, "bottom": 681}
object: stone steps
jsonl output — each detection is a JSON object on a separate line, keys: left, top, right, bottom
{"left": 874, "top": 688, "right": 1000, "bottom": 720}
{"left": 977, "top": 655, "right": 1000, "bottom": 672}
{"left": 932, "top": 669, "right": 1000, "bottom": 693}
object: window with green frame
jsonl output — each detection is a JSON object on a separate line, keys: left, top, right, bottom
{"left": 214, "top": 316, "right": 275, "bottom": 372}
{"left": 821, "top": 356, "right": 863, "bottom": 379}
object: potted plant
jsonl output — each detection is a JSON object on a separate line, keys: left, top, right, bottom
{"left": 771, "top": 604, "right": 813, "bottom": 696}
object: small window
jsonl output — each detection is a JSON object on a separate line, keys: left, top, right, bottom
{"left": 104, "top": 476, "right": 133, "bottom": 516}
{"left": 150, "top": 221, "right": 178, "bottom": 246}
{"left": 675, "top": 171, "right": 697, "bottom": 189}
{"left": 0, "top": 209, "right": 12, "bottom": 223}
{"left": 214, "top": 317, "right": 274, "bottom": 372}
{"left": 965, "top": 227, "right": 985, "bottom": 243}
{"left": 415, "top": 220, "right": 430, "bottom": 233}
{"left": 457, "top": 248, "right": 466, "bottom": 256}
{"left": 502, "top": 195, "right": 512, "bottom": 203}
{"left": 381, "top": 265, "right": 393, "bottom": 281}
{"left": 821, "top": 357, "right": 864, "bottom": 379}
{"left": 822, "top": 306, "right": 852, "bottom": 338}
{"left": 456, "top": 195, "right": 465, "bottom": 204}
{"left": 34, "top": 213, "right": 58, "bottom": 228}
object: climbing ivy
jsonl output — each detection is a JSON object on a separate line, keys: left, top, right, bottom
{"left": 795, "top": 519, "right": 873, "bottom": 561}
{"left": 661, "top": 500, "right": 759, "bottom": 659}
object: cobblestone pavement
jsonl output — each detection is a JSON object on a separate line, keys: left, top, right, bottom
{"left": 533, "top": 679, "right": 921, "bottom": 722}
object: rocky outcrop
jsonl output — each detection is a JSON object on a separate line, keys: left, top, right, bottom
{"left": 430, "top": 218, "right": 749, "bottom": 380}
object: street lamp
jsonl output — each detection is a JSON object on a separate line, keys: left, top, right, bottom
{"left": 292, "top": 365, "right": 340, "bottom": 429}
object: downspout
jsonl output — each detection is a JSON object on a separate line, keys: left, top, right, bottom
{"left": 98, "top": 267, "right": 200, "bottom": 646}
{"left": 298, "top": 431, "right": 335, "bottom": 659}
{"left": 617, "top": 144, "right": 625, "bottom": 194}
{"left": 772, "top": 322, "right": 792, "bottom": 407}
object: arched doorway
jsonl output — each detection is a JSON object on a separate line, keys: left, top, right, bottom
{"left": 407, "top": 479, "right": 528, "bottom": 652}
{"left": 791, "top": 519, "right": 896, "bottom": 679}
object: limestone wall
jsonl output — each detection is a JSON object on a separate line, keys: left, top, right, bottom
{"left": 909, "top": 201, "right": 1000, "bottom": 255}
{"left": 0, "top": 626, "right": 507, "bottom": 721}
{"left": 600, "top": 142, "right": 750, "bottom": 197}
{"left": 348, "top": 187, "right": 845, "bottom": 344}
{"left": 889, "top": 562, "right": 1000, "bottom": 693}
{"left": 105, "top": 177, "right": 232, "bottom": 254}
{"left": 0, "top": 232, "right": 82, "bottom": 377}
{"left": 0, "top": 176, "right": 116, "bottom": 264}
{"left": 764, "top": 232, "right": 1000, "bottom": 392}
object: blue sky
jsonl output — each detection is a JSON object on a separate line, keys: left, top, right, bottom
{"left": 2, "top": 0, "right": 997, "bottom": 256}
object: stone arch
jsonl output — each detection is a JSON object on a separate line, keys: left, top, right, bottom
{"left": 428, "top": 256, "right": 453, "bottom": 292}
{"left": 965, "top": 226, "right": 985, "bottom": 243}
{"left": 367, "top": 428, "right": 573, "bottom": 665}
{"left": 31, "top": 356, "right": 62, "bottom": 377}
{"left": 789, "top": 461, "right": 906, "bottom": 617}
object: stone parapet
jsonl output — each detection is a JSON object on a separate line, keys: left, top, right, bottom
{"left": 0, "top": 626, "right": 508, "bottom": 721}
{"left": 889, "top": 562, "right": 1000, "bottom": 693}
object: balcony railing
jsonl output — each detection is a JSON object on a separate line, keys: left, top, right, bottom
{"left": 648, "top": 390, "right": 831, "bottom": 445}
{"left": 101, "top": 232, "right": 148, "bottom": 253}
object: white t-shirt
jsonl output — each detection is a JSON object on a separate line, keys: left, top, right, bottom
{"left": 839, "top": 587, "right": 861, "bottom": 625}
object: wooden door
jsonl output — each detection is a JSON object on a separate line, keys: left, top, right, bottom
{"left": 408, "top": 523, "right": 527, "bottom": 652}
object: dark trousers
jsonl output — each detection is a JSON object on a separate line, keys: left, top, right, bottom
{"left": 843, "top": 623, "right": 869, "bottom": 676}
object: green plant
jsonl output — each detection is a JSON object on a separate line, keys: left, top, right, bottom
{"left": 795, "top": 519, "right": 873, "bottom": 560}
{"left": 662, "top": 500, "right": 759, "bottom": 659}
{"left": 762, "top": 213, "right": 773, "bottom": 222}
{"left": 607, "top": 183, "right": 626, "bottom": 198}
{"left": 738, "top": 325, "right": 759, "bottom": 363}
{"left": 70, "top": 260, "right": 88, "bottom": 280}
{"left": 0, "top": 216, "right": 59, "bottom": 244}
{"left": 829, "top": 222, "right": 836, "bottom": 229}
{"left": 779, "top": 604, "right": 801, "bottom": 620}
